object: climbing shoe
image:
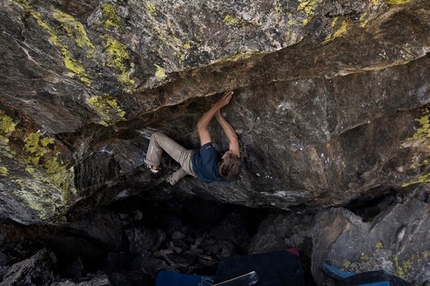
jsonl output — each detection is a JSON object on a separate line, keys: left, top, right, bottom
{"left": 142, "top": 160, "right": 160, "bottom": 174}
{"left": 149, "top": 165, "right": 160, "bottom": 174}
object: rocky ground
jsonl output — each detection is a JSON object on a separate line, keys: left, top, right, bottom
{"left": 0, "top": 187, "right": 315, "bottom": 285}
{"left": 1, "top": 183, "right": 430, "bottom": 285}
{"left": 1, "top": 0, "right": 430, "bottom": 225}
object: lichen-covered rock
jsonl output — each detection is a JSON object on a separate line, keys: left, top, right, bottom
{"left": 311, "top": 184, "right": 430, "bottom": 284}
{"left": 0, "top": 0, "right": 429, "bottom": 223}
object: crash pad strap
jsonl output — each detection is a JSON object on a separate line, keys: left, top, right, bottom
{"left": 155, "top": 271, "right": 214, "bottom": 286}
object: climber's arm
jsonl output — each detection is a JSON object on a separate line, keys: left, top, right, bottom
{"left": 197, "top": 91, "right": 233, "bottom": 146}
{"left": 215, "top": 110, "right": 240, "bottom": 158}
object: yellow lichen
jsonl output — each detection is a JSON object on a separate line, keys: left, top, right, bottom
{"left": 297, "top": 0, "right": 321, "bottom": 25}
{"left": 286, "top": 12, "right": 301, "bottom": 27}
{"left": 274, "top": 4, "right": 282, "bottom": 15}
{"left": 4, "top": 131, "right": 75, "bottom": 213}
{"left": 15, "top": 164, "right": 68, "bottom": 222}
{"left": 402, "top": 260, "right": 412, "bottom": 278}
{"left": 0, "top": 94, "right": 74, "bottom": 224}
{"left": 146, "top": 3, "right": 157, "bottom": 15}
{"left": 324, "top": 16, "right": 349, "bottom": 43}
{"left": 41, "top": 137, "right": 55, "bottom": 147}
{"left": 23, "top": 133, "right": 64, "bottom": 171}
{"left": 25, "top": 133, "right": 44, "bottom": 154}
{"left": 102, "top": 36, "right": 129, "bottom": 66}
{"left": 173, "top": 50, "right": 186, "bottom": 62}
{"left": 360, "top": 254, "right": 370, "bottom": 262}
{"left": 0, "top": 111, "right": 16, "bottom": 134}
{"left": 360, "top": 12, "right": 369, "bottom": 28}
{"left": 43, "top": 157, "right": 75, "bottom": 196}
{"left": 155, "top": 64, "right": 166, "bottom": 79}
{"left": 342, "top": 260, "right": 351, "bottom": 269}
{"left": 0, "top": 166, "right": 9, "bottom": 176}
{"left": 285, "top": 30, "right": 298, "bottom": 44}
{"left": 376, "top": 241, "right": 383, "bottom": 249}
{"left": 411, "top": 115, "right": 430, "bottom": 141}
{"left": 87, "top": 95, "right": 126, "bottom": 125}
{"left": 12, "top": 0, "right": 31, "bottom": 9}
{"left": 284, "top": 11, "right": 304, "bottom": 44}
{"left": 23, "top": 158, "right": 76, "bottom": 208}
{"left": 100, "top": 3, "right": 124, "bottom": 32}
{"left": 100, "top": 35, "right": 136, "bottom": 88}
{"left": 402, "top": 173, "right": 430, "bottom": 187}
{"left": 402, "top": 112, "right": 430, "bottom": 187}
{"left": 213, "top": 52, "right": 254, "bottom": 65}
{"left": 386, "top": 0, "right": 411, "bottom": 4}
{"left": 394, "top": 256, "right": 406, "bottom": 278}
{"left": 16, "top": 1, "right": 137, "bottom": 89}
{"left": 223, "top": 15, "right": 239, "bottom": 26}
{"left": 15, "top": 3, "right": 92, "bottom": 85}
{"left": 274, "top": 4, "right": 287, "bottom": 25}
{"left": 332, "top": 19, "right": 348, "bottom": 38}
{"left": 53, "top": 9, "right": 95, "bottom": 58}
{"left": 63, "top": 56, "right": 91, "bottom": 85}
{"left": 183, "top": 42, "right": 191, "bottom": 50}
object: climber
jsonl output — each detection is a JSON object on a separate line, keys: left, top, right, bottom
{"left": 144, "top": 91, "right": 241, "bottom": 185}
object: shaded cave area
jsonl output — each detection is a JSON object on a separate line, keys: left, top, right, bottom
{"left": 1, "top": 0, "right": 430, "bottom": 284}
{"left": 2, "top": 92, "right": 429, "bottom": 284}
{"left": 0, "top": 187, "right": 413, "bottom": 286}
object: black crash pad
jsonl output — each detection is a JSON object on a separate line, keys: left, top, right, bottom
{"left": 213, "top": 249, "right": 305, "bottom": 286}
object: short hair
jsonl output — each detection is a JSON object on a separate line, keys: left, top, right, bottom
{"left": 218, "top": 154, "right": 241, "bottom": 180}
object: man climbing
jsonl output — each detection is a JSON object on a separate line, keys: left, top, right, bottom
{"left": 144, "top": 91, "right": 241, "bottom": 185}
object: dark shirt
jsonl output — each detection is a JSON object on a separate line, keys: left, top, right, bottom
{"left": 192, "top": 142, "right": 224, "bottom": 183}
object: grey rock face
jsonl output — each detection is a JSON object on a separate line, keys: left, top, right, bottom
{"left": 51, "top": 275, "right": 112, "bottom": 286}
{"left": 311, "top": 184, "right": 430, "bottom": 285}
{"left": 126, "top": 227, "right": 166, "bottom": 253}
{"left": 0, "top": 248, "right": 57, "bottom": 286}
{"left": 0, "top": 0, "right": 429, "bottom": 224}
{"left": 248, "top": 211, "right": 314, "bottom": 255}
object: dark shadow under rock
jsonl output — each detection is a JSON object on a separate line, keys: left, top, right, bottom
{"left": 126, "top": 227, "right": 166, "bottom": 253}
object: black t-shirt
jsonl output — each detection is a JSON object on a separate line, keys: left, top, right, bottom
{"left": 192, "top": 142, "right": 223, "bottom": 183}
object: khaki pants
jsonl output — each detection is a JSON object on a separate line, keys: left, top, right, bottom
{"left": 144, "top": 132, "right": 196, "bottom": 185}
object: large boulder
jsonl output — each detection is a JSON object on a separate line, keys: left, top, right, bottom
{"left": 0, "top": 248, "right": 57, "bottom": 286}
{"left": 0, "top": 0, "right": 429, "bottom": 223}
{"left": 311, "top": 184, "right": 430, "bottom": 284}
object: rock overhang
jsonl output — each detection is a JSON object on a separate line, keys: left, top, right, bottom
{"left": 0, "top": 0, "right": 429, "bottom": 224}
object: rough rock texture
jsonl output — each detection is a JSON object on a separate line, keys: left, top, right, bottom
{"left": 51, "top": 275, "right": 112, "bottom": 286}
{"left": 247, "top": 211, "right": 314, "bottom": 254}
{"left": 0, "top": 248, "right": 57, "bottom": 286}
{"left": 0, "top": 185, "right": 429, "bottom": 285}
{"left": 0, "top": 0, "right": 430, "bottom": 224}
{"left": 311, "top": 184, "right": 430, "bottom": 285}
{"left": 0, "top": 197, "right": 297, "bottom": 285}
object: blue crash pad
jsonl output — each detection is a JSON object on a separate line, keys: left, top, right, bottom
{"left": 155, "top": 271, "right": 214, "bottom": 286}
